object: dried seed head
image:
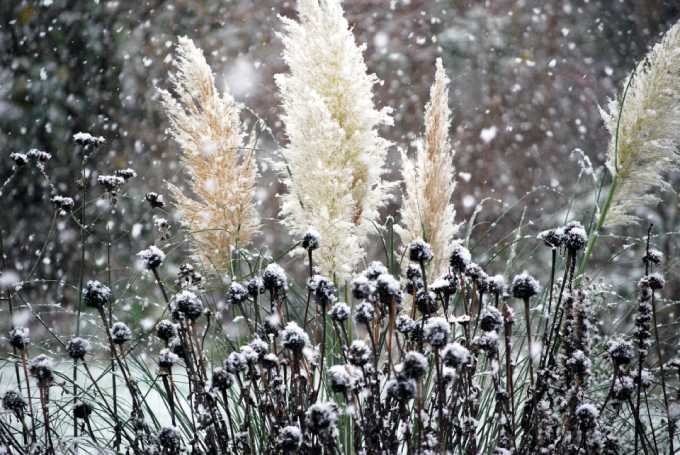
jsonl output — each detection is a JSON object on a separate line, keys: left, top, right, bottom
{"left": 364, "top": 261, "right": 388, "bottom": 280}
{"left": 396, "top": 314, "right": 417, "bottom": 334}
{"left": 67, "top": 337, "right": 90, "bottom": 361}
{"left": 351, "top": 275, "right": 374, "bottom": 300}
{"left": 430, "top": 273, "right": 457, "bottom": 298}
{"left": 225, "top": 351, "right": 247, "bottom": 374}
{"left": 176, "top": 263, "right": 202, "bottom": 288}
{"left": 386, "top": 377, "right": 416, "bottom": 402}
{"left": 575, "top": 403, "right": 599, "bottom": 429}
{"left": 480, "top": 307, "right": 503, "bottom": 332}
{"left": 227, "top": 282, "right": 249, "bottom": 306}
{"left": 647, "top": 272, "right": 665, "bottom": 290}
{"left": 247, "top": 277, "right": 265, "bottom": 297}
{"left": 157, "top": 426, "right": 182, "bottom": 454}
{"left": 262, "top": 263, "right": 287, "bottom": 292}
{"left": 608, "top": 339, "right": 634, "bottom": 366}
{"left": 158, "top": 349, "right": 179, "bottom": 369}
{"left": 2, "top": 390, "right": 26, "bottom": 415}
{"left": 9, "top": 152, "right": 28, "bottom": 166}
{"left": 449, "top": 243, "right": 471, "bottom": 272}
{"left": 354, "top": 301, "right": 375, "bottom": 326}
{"left": 328, "top": 365, "right": 354, "bottom": 394}
{"left": 27, "top": 149, "right": 52, "bottom": 162}
{"left": 309, "top": 274, "right": 337, "bottom": 307}
{"left": 347, "top": 340, "right": 371, "bottom": 367}
{"left": 612, "top": 375, "right": 634, "bottom": 401}
{"left": 280, "top": 322, "right": 309, "bottom": 353}
{"left": 29, "top": 354, "right": 54, "bottom": 385}
{"left": 472, "top": 331, "right": 499, "bottom": 355}
{"left": 424, "top": 317, "right": 449, "bottom": 348}
{"left": 83, "top": 280, "right": 111, "bottom": 308}
{"left": 50, "top": 195, "right": 75, "bottom": 213}
{"left": 156, "top": 320, "right": 178, "bottom": 342}
{"left": 73, "top": 132, "right": 105, "bottom": 148}
{"left": 145, "top": 191, "right": 166, "bottom": 208}
{"left": 8, "top": 327, "right": 30, "bottom": 350}
{"left": 402, "top": 351, "right": 428, "bottom": 379}
{"left": 171, "top": 290, "right": 204, "bottom": 321}
{"left": 137, "top": 245, "right": 166, "bottom": 270}
{"left": 249, "top": 338, "right": 269, "bottom": 359}
{"left": 564, "top": 221, "right": 587, "bottom": 252}
{"left": 408, "top": 239, "right": 433, "bottom": 263}
{"left": 487, "top": 274, "right": 506, "bottom": 296}
{"left": 442, "top": 342, "right": 470, "bottom": 369}
{"left": 73, "top": 401, "right": 93, "bottom": 420}
{"left": 305, "top": 402, "right": 339, "bottom": 435}
{"left": 111, "top": 322, "right": 132, "bottom": 345}
{"left": 329, "top": 302, "right": 351, "bottom": 322}
{"left": 643, "top": 248, "right": 663, "bottom": 266}
{"left": 301, "top": 228, "right": 320, "bottom": 251}
{"left": 211, "top": 367, "right": 234, "bottom": 391}
{"left": 538, "top": 228, "right": 565, "bottom": 249}
{"left": 416, "top": 290, "right": 438, "bottom": 315}
{"left": 511, "top": 272, "right": 540, "bottom": 300}
{"left": 277, "top": 425, "right": 302, "bottom": 451}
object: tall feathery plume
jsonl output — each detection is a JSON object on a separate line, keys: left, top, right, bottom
{"left": 159, "top": 37, "right": 258, "bottom": 273}
{"left": 396, "top": 59, "right": 458, "bottom": 277}
{"left": 275, "top": 0, "right": 393, "bottom": 279}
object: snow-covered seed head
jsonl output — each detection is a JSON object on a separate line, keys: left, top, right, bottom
{"left": 26, "top": 149, "right": 52, "bottom": 162}
{"left": 424, "top": 317, "right": 450, "bottom": 348}
{"left": 396, "top": 314, "right": 417, "bottom": 334}
{"left": 8, "top": 327, "right": 30, "bottom": 350}
{"left": 487, "top": 274, "right": 506, "bottom": 296}
{"left": 608, "top": 339, "right": 634, "bottom": 366}
{"left": 262, "top": 353, "right": 279, "bottom": 370}
{"left": 612, "top": 375, "right": 634, "bottom": 401}
{"left": 511, "top": 272, "right": 540, "bottom": 300}
{"left": 354, "top": 301, "right": 375, "bottom": 326}
{"left": 73, "top": 401, "right": 93, "bottom": 420}
{"left": 575, "top": 403, "right": 599, "bottom": 429}
{"left": 351, "top": 274, "right": 374, "bottom": 300}
{"left": 73, "top": 131, "right": 105, "bottom": 148}
{"left": 9, "top": 152, "right": 28, "bottom": 166}
{"left": 538, "top": 227, "right": 565, "bottom": 249}
{"left": 376, "top": 273, "right": 400, "bottom": 304}
{"left": 643, "top": 248, "right": 663, "bottom": 267}
{"left": 280, "top": 321, "right": 309, "bottom": 353}
{"left": 472, "top": 331, "right": 499, "bottom": 355}
{"left": 83, "top": 280, "right": 111, "bottom": 308}
{"left": 328, "top": 365, "right": 353, "bottom": 394}
{"left": 386, "top": 377, "right": 416, "bottom": 402}
{"left": 224, "top": 351, "right": 247, "bottom": 374}
{"left": 227, "top": 282, "right": 249, "bottom": 306}
{"left": 305, "top": 402, "right": 339, "bottom": 435}
{"left": 416, "top": 289, "right": 438, "bottom": 315}
{"left": 211, "top": 367, "right": 233, "bottom": 391}
{"left": 171, "top": 290, "right": 204, "bottom": 321}
{"left": 97, "top": 175, "right": 125, "bottom": 193}
{"left": 158, "top": 349, "right": 179, "bottom": 369}
{"left": 480, "top": 307, "right": 503, "bottom": 332}
{"left": 647, "top": 272, "right": 665, "bottom": 290}
{"left": 115, "top": 168, "right": 137, "bottom": 181}
{"left": 145, "top": 191, "right": 166, "bottom": 208}
{"left": 449, "top": 243, "right": 471, "bottom": 272}
{"left": 406, "top": 264, "right": 422, "bottom": 282}
{"left": 364, "top": 261, "right": 388, "bottom": 280}
{"left": 566, "top": 349, "right": 591, "bottom": 375}
{"left": 239, "top": 345, "right": 259, "bottom": 364}
{"left": 277, "top": 425, "right": 302, "bottom": 451}
{"left": 137, "top": 245, "right": 166, "bottom": 270}
{"left": 2, "top": 391, "right": 26, "bottom": 415}
{"left": 402, "top": 351, "right": 428, "bottom": 379}
{"left": 156, "top": 320, "right": 178, "bottom": 342}
{"left": 157, "top": 426, "right": 182, "bottom": 453}
{"left": 348, "top": 340, "right": 371, "bottom": 367}
{"left": 329, "top": 302, "right": 351, "bottom": 322}
{"left": 29, "top": 354, "right": 54, "bottom": 385}
{"left": 465, "top": 262, "right": 487, "bottom": 284}
{"left": 442, "top": 342, "right": 470, "bottom": 369}
{"left": 635, "top": 369, "right": 653, "bottom": 389}
{"left": 176, "top": 263, "right": 202, "bottom": 288}
{"left": 309, "top": 274, "right": 337, "bottom": 307}
{"left": 249, "top": 338, "right": 269, "bottom": 359}
{"left": 67, "top": 337, "right": 90, "bottom": 361}
{"left": 111, "top": 322, "right": 132, "bottom": 345}
{"left": 564, "top": 221, "right": 587, "bottom": 252}
{"left": 408, "top": 239, "right": 433, "bottom": 263}
{"left": 301, "top": 228, "right": 320, "bottom": 251}
{"left": 247, "top": 277, "right": 265, "bottom": 297}
{"left": 262, "top": 263, "right": 287, "bottom": 293}
{"left": 50, "top": 195, "right": 75, "bottom": 214}
{"left": 430, "top": 273, "right": 457, "bottom": 298}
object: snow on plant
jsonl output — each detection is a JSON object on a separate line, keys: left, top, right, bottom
{"left": 275, "top": 0, "right": 393, "bottom": 279}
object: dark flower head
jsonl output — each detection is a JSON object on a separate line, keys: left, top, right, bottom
{"left": 246, "top": 277, "right": 265, "bottom": 297}
{"left": 430, "top": 273, "right": 457, "bottom": 298}
{"left": 277, "top": 425, "right": 302, "bottom": 451}
{"left": 538, "top": 228, "right": 565, "bottom": 249}
{"left": 97, "top": 175, "right": 125, "bottom": 192}
{"left": 27, "top": 149, "right": 52, "bottom": 162}
{"left": 2, "top": 390, "right": 26, "bottom": 415}
{"left": 262, "top": 263, "right": 287, "bottom": 292}
{"left": 29, "top": 354, "right": 54, "bottom": 385}
{"left": 50, "top": 195, "right": 75, "bottom": 213}
{"left": 73, "top": 401, "right": 93, "bottom": 420}
{"left": 487, "top": 274, "right": 506, "bottom": 296}
{"left": 309, "top": 274, "right": 336, "bottom": 307}
{"left": 364, "top": 261, "right": 388, "bottom": 280}
{"left": 328, "top": 365, "right": 354, "bottom": 394}
{"left": 158, "top": 349, "right": 179, "bottom": 369}
{"left": 249, "top": 338, "right": 269, "bottom": 359}
{"left": 415, "top": 290, "right": 438, "bottom": 315}
{"left": 408, "top": 239, "right": 433, "bottom": 263}
{"left": 262, "top": 353, "right": 279, "bottom": 369}
{"left": 376, "top": 273, "right": 400, "bottom": 304}
{"left": 465, "top": 262, "right": 487, "bottom": 284}
{"left": 348, "top": 340, "right": 371, "bottom": 367}
{"left": 305, "top": 402, "right": 339, "bottom": 435}
{"left": 386, "top": 377, "right": 416, "bottom": 402}
{"left": 442, "top": 342, "right": 470, "bottom": 369}
{"left": 9, "top": 152, "right": 28, "bottom": 166}
{"left": 111, "top": 322, "right": 132, "bottom": 345}
{"left": 643, "top": 248, "right": 663, "bottom": 267}
{"left": 115, "top": 168, "right": 137, "bottom": 181}
{"left": 396, "top": 314, "right": 416, "bottom": 334}
{"left": 301, "top": 228, "right": 320, "bottom": 251}
{"left": 472, "top": 331, "right": 499, "bottom": 355}
{"left": 608, "top": 339, "right": 634, "bottom": 366}
{"left": 402, "top": 351, "right": 428, "bottom": 379}
{"left": 329, "top": 302, "right": 351, "bottom": 322}
{"left": 156, "top": 320, "right": 178, "bottom": 342}
{"left": 171, "top": 290, "right": 204, "bottom": 321}
{"left": 8, "top": 327, "right": 30, "bottom": 350}
{"left": 73, "top": 132, "right": 105, "bottom": 148}
{"left": 145, "top": 192, "right": 166, "bottom": 209}
{"left": 137, "top": 245, "right": 166, "bottom": 270}
{"left": 406, "top": 264, "right": 422, "bottom": 282}
{"left": 351, "top": 275, "right": 374, "bottom": 300}
{"left": 564, "top": 221, "right": 587, "bottom": 252}
{"left": 575, "top": 404, "right": 599, "bottom": 429}
{"left": 612, "top": 375, "right": 634, "bottom": 401}
{"left": 83, "top": 280, "right": 111, "bottom": 308}
{"left": 211, "top": 367, "right": 234, "bottom": 391}
{"left": 511, "top": 272, "right": 540, "bottom": 300}
{"left": 157, "top": 426, "right": 182, "bottom": 454}
{"left": 225, "top": 351, "right": 247, "bottom": 374}
{"left": 424, "top": 317, "right": 450, "bottom": 348}
{"left": 480, "top": 307, "right": 503, "bottom": 332}
{"left": 449, "top": 243, "right": 472, "bottom": 272}
{"left": 67, "top": 337, "right": 90, "bottom": 360}
{"left": 354, "top": 301, "right": 375, "bottom": 326}
{"left": 176, "top": 263, "right": 202, "bottom": 288}
{"left": 228, "top": 282, "right": 249, "bottom": 305}
{"left": 647, "top": 272, "right": 665, "bottom": 290}
{"left": 280, "top": 322, "right": 309, "bottom": 353}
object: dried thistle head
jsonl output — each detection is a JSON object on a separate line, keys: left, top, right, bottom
{"left": 396, "top": 58, "right": 459, "bottom": 277}
{"left": 160, "top": 37, "right": 258, "bottom": 273}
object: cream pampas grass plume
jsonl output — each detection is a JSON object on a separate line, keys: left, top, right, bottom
{"left": 600, "top": 21, "right": 680, "bottom": 228}
{"left": 275, "top": 0, "right": 393, "bottom": 278}
{"left": 160, "top": 37, "right": 258, "bottom": 272}
{"left": 396, "top": 59, "right": 458, "bottom": 277}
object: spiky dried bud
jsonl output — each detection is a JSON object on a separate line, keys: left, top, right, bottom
{"left": 396, "top": 314, "right": 416, "bottom": 334}
{"left": 442, "top": 342, "right": 470, "bottom": 368}
{"left": 137, "top": 245, "right": 166, "bottom": 270}
{"left": 262, "top": 263, "right": 287, "bottom": 293}
{"left": 2, "top": 391, "right": 26, "bottom": 415}
{"left": 309, "top": 274, "right": 336, "bottom": 307}
{"left": 8, "top": 327, "right": 30, "bottom": 350}
{"left": 227, "top": 282, "right": 249, "bottom": 306}
{"left": 449, "top": 243, "right": 471, "bottom": 272}
{"left": 511, "top": 272, "right": 540, "bottom": 300}
{"left": 416, "top": 289, "right": 438, "bottom": 315}
{"left": 480, "top": 307, "right": 503, "bottom": 332}
{"left": 409, "top": 239, "right": 433, "bottom": 263}
{"left": 171, "top": 290, "right": 203, "bottom": 321}
{"left": 538, "top": 228, "right": 565, "bottom": 249}
{"left": 351, "top": 275, "right": 374, "bottom": 300}
{"left": 305, "top": 402, "right": 339, "bottom": 435}
{"left": 83, "top": 280, "right": 111, "bottom": 308}
{"left": 211, "top": 367, "right": 233, "bottom": 391}
{"left": 277, "top": 425, "right": 302, "bottom": 451}
{"left": 402, "top": 351, "right": 428, "bottom": 379}
{"left": 111, "top": 322, "right": 132, "bottom": 345}
{"left": 386, "top": 377, "right": 416, "bottom": 402}
{"left": 301, "top": 228, "right": 320, "bottom": 251}
{"left": 156, "top": 320, "right": 178, "bottom": 342}
{"left": 145, "top": 192, "right": 166, "bottom": 208}
{"left": 67, "top": 337, "right": 90, "bottom": 360}
{"left": 29, "top": 354, "right": 54, "bottom": 385}
{"left": 246, "top": 277, "right": 265, "bottom": 297}
{"left": 608, "top": 339, "right": 634, "bottom": 366}
{"left": 564, "top": 221, "right": 587, "bottom": 252}
{"left": 73, "top": 401, "right": 93, "bottom": 420}
{"left": 348, "top": 340, "right": 371, "bottom": 367}
{"left": 280, "top": 322, "right": 309, "bottom": 353}
{"left": 159, "top": 349, "right": 179, "bottom": 369}
{"left": 354, "top": 301, "right": 375, "bottom": 326}
{"left": 157, "top": 426, "right": 182, "bottom": 454}
{"left": 329, "top": 302, "right": 350, "bottom": 322}
{"left": 424, "top": 317, "right": 449, "bottom": 348}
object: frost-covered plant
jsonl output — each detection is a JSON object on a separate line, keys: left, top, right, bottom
{"left": 396, "top": 58, "right": 459, "bottom": 277}
{"left": 160, "top": 37, "right": 258, "bottom": 273}
{"left": 275, "top": 0, "right": 393, "bottom": 279}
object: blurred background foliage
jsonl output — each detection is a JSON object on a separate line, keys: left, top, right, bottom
{"left": 1, "top": 0, "right": 679, "bottom": 325}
